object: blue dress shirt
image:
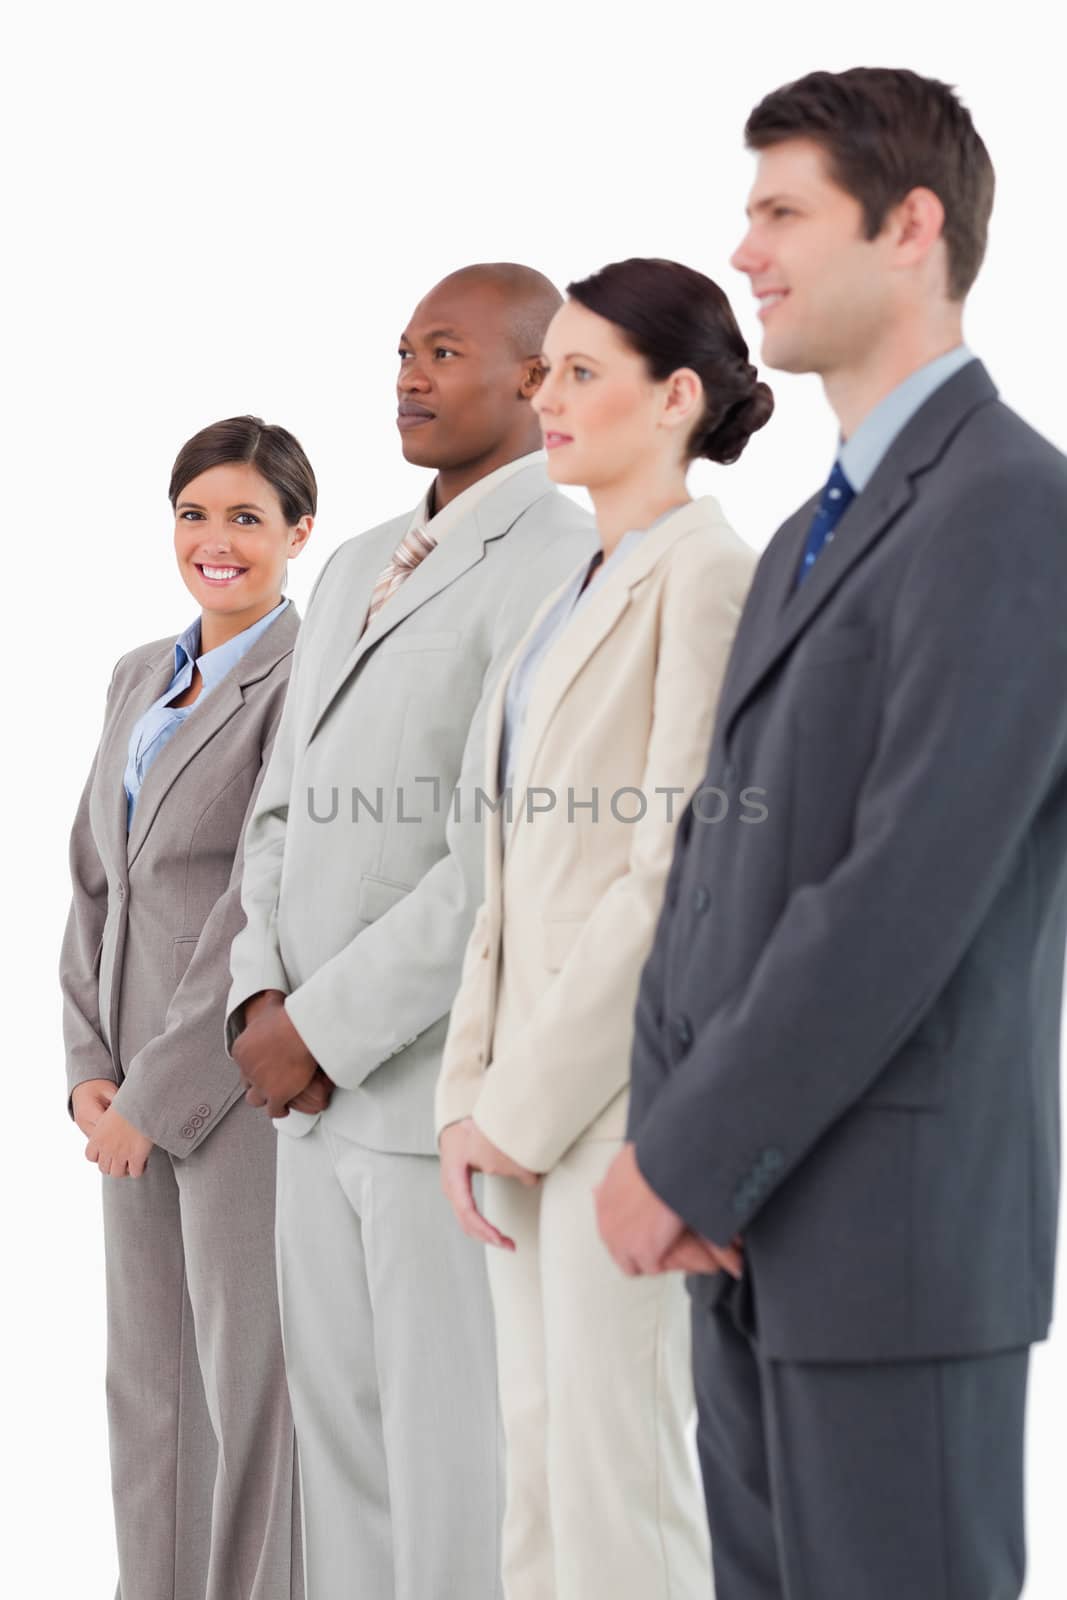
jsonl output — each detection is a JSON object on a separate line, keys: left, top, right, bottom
{"left": 124, "top": 599, "right": 289, "bottom": 830}
{"left": 838, "top": 344, "right": 976, "bottom": 492}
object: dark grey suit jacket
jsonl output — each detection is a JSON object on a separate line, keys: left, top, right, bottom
{"left": 61, "top": 605, "right": 299, "bottom": 1156}
{"left": 628, "top": 360, "right": 1067, "bottom": 1362}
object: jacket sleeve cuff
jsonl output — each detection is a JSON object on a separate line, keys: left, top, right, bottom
{"left": 472, "top": 1067, "right": 578, "bottom": 1176}
{"left": 66, "top": 1065, "right": 119, "bottom": 1122}
{"left": 109, "top": 1072, "right": 245, "bottom": 1160}
{"left": 225, "top": 972, "right": 291, "bottom": 1055}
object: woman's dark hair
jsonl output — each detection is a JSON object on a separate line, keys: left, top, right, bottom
{"left": 169, "top": 415, "right": 317, "bottom": 524}
{"left": 566, "top": 258, "right": 774, "bottom": 465}
{"left": 745, "top": 68, "right": 994, "bottom": 302}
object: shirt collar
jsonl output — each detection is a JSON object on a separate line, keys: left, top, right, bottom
{"left": 838, "top": 344, "right": 976, "bottom": 493}
{"left": 407, "top": 449, "right": 545, "bottom": 543}
{"left": 173, "top": 597, "right": 289, "bottom": 691}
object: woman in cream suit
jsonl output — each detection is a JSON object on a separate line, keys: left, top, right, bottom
{"left": 436, "top": 258, "right": 773, "bottom": 1600}
{"left": 61, "top": 416, "right": 317, "bottom": 1600}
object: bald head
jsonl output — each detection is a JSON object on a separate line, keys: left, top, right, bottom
{"left": 428, "top": 262, "right": 563, "bottom": 360}
{"left": 396, "top": 263, "right": 559, "bottom": 482}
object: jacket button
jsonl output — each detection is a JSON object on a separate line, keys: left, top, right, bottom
{"left": 673, "top": 1016, "right": 693, "bottom": 1050}
{"left": 180, "top": 1123, "right": 194, "bottom": 1139}
{"left": 196, "top": 1104, "right": 211, "bottom": 1118}
{"left": 692, "top": 886, "right": 710, "bottom": 913}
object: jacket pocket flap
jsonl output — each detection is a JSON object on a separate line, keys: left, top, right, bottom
{"left": 173, "top": 935, "right": 199, "bottom": 983}
{"left": 359, "top": 873, "right": 413, "bottom": 923}
{"left": 801, "top": 625, "right": 876, "bottom": 666}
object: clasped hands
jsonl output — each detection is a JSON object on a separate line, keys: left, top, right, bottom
{"left": 73, "top": 1078, "right": 154, "bottom": 1178}
{"left": 440, "top": 1122, "right": 742, "bottom": 1280}
{"left": 595, "top": 1143, "right": 743, "bottom": 1278}
{"left": 233, "top": 990, "right": 335, "bottom": 1119}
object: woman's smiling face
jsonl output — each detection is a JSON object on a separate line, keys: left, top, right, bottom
{"left": 172, "top": 460, "right": 310, "bottom": 620}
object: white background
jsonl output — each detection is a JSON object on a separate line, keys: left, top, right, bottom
{"left": 3, "top": 0, "right": 1063, "bottom": 1590}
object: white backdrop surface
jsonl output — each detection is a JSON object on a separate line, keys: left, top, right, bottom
{"left": 3, "top": 0, "right": 1063, "bottom": 1590}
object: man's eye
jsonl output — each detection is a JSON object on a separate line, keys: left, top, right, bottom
{"left": 398, "top": 349, "right": 412, "bottom": 361}
{"left": 772, "top": 207, "right": 795, "bottom": 219}
{"left": 434, "top": 347, "right": 457, "bottom": 359}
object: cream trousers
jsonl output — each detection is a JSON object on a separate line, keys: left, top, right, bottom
{"left": 484, "top": 1138, "right": 712, "bottom": 1600}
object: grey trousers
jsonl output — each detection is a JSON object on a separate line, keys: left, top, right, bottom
{"left": 102, "top": 1097, "right": 302, "bottom": 1600}
{"left": 274, "top": 1119, "right": 504, "bottom": 1600}
{"left": 693, "top": 1281, "right": 1029, "bottom": 1600}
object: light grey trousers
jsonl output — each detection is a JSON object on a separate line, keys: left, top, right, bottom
{"left": 274, "top": 1118, "right": 504, "bottom": 1600}
{"left": 102, "top": 1096, "right": 302, "bottom": 1600}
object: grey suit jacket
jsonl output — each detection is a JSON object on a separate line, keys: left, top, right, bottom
{"left": 628, "top": 360, "right": 1067, "bottom": 1362}
{"left": 61, "top": 605, "right": 300, "bottom": 1156}
{"left": 225, "top": 460, "right": 596, "bottom": 1155}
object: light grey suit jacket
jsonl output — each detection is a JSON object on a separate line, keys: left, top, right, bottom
{"left": 226, "top": 459, "right": 596, "bottom": 1154}
{"left": 61, "top": 605, "right": 300, "bottom": 1156}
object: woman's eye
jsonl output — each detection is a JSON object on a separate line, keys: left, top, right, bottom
{"left": 772, "top": 206, "right": 795, "bottom": 220}
{"left": 180, "top": 510, "right": 205, "bottom": 521}
{"left": 573, "top": 365, "right": 593, "bottom": 382}
{"left": 398, "top": 349, "right": 412, "bottom": 361}
{"left": 234, "top": 513, "right": 260, "bottom": 526}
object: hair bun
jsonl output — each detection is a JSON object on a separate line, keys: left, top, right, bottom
{"left": 698, "top": 378, "right": 774, "bottom": 465}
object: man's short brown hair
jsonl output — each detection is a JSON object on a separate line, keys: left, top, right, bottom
{"left": 745, "top": 67, "right": 995, "bottom": 301}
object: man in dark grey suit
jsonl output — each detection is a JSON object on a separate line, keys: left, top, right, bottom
{"left": 597, "top": 68, "right": 1067, "bottom": 1599}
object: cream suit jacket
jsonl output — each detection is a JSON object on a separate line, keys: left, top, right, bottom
{"left": 435, "top": 495, "right": 756, "bottom": 1172}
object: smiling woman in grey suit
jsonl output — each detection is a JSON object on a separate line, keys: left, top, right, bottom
{"left": 435, "top": 259, "right": 771, "bottom": 1600}
{"left": 60, "top": 416, "right": 314, "bottom": 1600}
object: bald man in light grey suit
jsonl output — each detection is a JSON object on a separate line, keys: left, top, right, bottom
{"left": 227, "top": 266, "right": 595, "bottom": 1599}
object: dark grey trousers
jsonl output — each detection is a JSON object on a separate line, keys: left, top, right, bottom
{"left": 692, "top": 1281, "right": 1029, "bottom": 1600}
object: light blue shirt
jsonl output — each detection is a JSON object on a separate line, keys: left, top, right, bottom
{"left": 838, "top": 344, "right": 976, "bottom": 492}
{"left": 123, "top": 598, "right": 289, "bottom": 830}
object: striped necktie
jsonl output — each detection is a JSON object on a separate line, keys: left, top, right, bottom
{"left": 794, "top": 460, "right": 855, "bottom": 589}
{"left": 362, "top": 523, "right": 437, "bottom": 633}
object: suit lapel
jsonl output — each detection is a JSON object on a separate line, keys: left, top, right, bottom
{"left": 126, "top": 605, "right": 299, "bottom": 867}
{"left": 308, "top": 462, "right": 555, "bottom": 746}
{"left": 719, "top": 360, "right": 998, "bottom": 749}
{"left": 510, "top": 498, "right": 722, "bottom": 802}
{"left": 97, "top": 651, "right": 174, "bottom": 881}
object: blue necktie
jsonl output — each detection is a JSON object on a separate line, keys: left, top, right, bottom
{"left": 794, "top": 460, "right": 855, "bottom": 588}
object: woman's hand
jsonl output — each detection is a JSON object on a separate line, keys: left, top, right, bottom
{"left": 85, "top": 1104, "right": 154, "bottom": 1178}
{"left": 439, "top": 1119, "right": 518, "bottom": 1251}
{"left": 71, "top": 1078, "right": 118, "bottom": 1138}
{"left": 465, "top": 1121, "right": 541, "bottom": 1186}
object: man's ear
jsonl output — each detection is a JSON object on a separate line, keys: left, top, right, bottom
{"left": 519, "top": 358, "right": 547, "bottom": 400}
{"left": 891, "top": 186, "right": 947, "bottom": 269}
